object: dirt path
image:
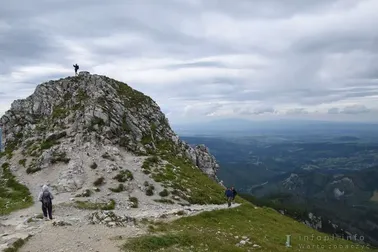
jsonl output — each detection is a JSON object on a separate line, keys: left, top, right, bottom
{"left": 1, "top": 200, "right": 241, "bottom": 252}
{"left": 1, "top": 147, "right": 241, "bottom": 251}
{"left": 19, "top": 224, "right": 145, "bottom": 252}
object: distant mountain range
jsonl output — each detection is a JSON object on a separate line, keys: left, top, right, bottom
{"left": 250, "top": 166, "right": 378, "bottom": 246}
{"left": 172, "top": 118, "right": 378, "bottom": 137}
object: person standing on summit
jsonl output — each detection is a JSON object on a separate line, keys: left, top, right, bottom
{"left": 38, "top": 185, "right": 54, "bottom": 220}
{"left": 73, "top": 64, "right": 79, "bottom": 76}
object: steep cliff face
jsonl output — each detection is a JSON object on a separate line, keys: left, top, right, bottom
{"left": 0, "top": 71, "right": 219, "bottom": 180}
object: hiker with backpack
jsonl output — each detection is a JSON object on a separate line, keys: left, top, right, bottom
{"left": 38, "top": 185, "right": 54, "bottom": 220}
{"left": 225, "top": 187, "right": 233, "bottom": 207}
{"left": 231, "top": 186, "right": 237, "bottom": 202}
{"left": 73, "top": 64, "right": 79, "bottom": 76}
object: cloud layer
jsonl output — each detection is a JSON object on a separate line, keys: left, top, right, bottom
{"left": 1, "top": 0, "right": 378, "bottom": 123}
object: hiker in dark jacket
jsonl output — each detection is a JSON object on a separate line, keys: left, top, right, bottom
{"left": 225, "top": 187, "right": 233, "bottom": 207}
{"left": 73, "top": 64, "right": 79, "bottom": 76}
{"left": 231, "top": 186, "right": 237, "bottom": 202}
{"left": 38, "top": 185, "right": 54, "bottom": 220}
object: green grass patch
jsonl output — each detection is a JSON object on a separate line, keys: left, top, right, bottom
{"left": 40, "top": 139, "right": 59, "bottom": 150}
{"left": 93, "top": 177, "right": 105, "bottom": 186}
{"left": 146, "top": 187, "right": 154, "bottom": 196}
{"left": 26, "top": 161, "right": 41, "bottom": 174}
{"left": 159, "top": 189, "right": 169, "bottom": 197}
{"left": 0, "top": 164, "right": 33, "bottom": 215}
{"left": 26, "top": 143, "right": 40, "bottom": 157}
{"left": 3, "top": 235, "right": 32, "bottom": 252}
{"left": 63, "top": 92, "right": 72, "bottom": 101}
{"left": 51, "top": 151, "right": 70, "bottom": 164}
{"left": 18, "top": 159, "right": 26, "bottom": 167}
{"left": 142, "top": 169, "right": 151, "bottom": 175}
{"left": 129, "top": 197, "right": 139, "bottom": 208}
{"left": 123, "top": 203, "right": 372, "bottom": 252}
{"left": 124, "top": 233, "right": 194, "bottom": 252}
{"left": 51, "top": 105, "right": 68, "bottom": 119}
{"left": 150, "top": 155, "right": 227, "bottom": 205}
{"left": 0, "top": 139, "right": 19, "bottom": 160}
{"left": 107, "top": 77, "right": 153, "bottom": 108}
{"left": 77, "top": 88, "right": 90, "bottom": 102}
{"left": 141, "top": 156, "right": 159, "bottom": 173}
{"left": 144, "top": 182, "right": 155, "bottom": 196}
{"left": 144, "top": 156, "right": 159, "bottom": 167}
{"left": 73, "top": 199, "right": 115, "bottom": 210}
{"left": 113, "top": 170, "right": 133, "bottom": 182}
{"left": 109, "top": 183, "right": 125, "bottom": 193}
{"left": 88, "top": 116, "right": 106, "bottom": 132}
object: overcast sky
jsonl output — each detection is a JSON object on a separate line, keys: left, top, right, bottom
{"left": 1, "top": 0, "right": 378, "bottom": 124}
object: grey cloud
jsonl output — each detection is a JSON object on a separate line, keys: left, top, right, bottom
{"left": 328, "top": 105, "right": 374, "bottom": 115}
{"left": 328, "top": 108, "right": 340, "bottom": 114}
{"left": 0, "top": 26, "right": 58, "bottom": 74}
{"left": 164, "top": 61, "right": 227, "bottom": 69}
{"left": 1, "top": 0, "right": 235, "bottom": 70}
{"left": 252, "top": 107, "right": 276, "bottom": 115}
{"left": 233, "top": 106, "right": 276, "bottom": 116}
{"left": 198, "top": 0, "right": 343, "bottom": 19}
{"left": 168, "top": 83, "right": 378, "bottom": 107}
{"left": 1, "top": 0, "right": 378, "bottom": 122}
{"left": 340, "top": 105, "right": 370, "bottom": 114}
{"left": 291, "top": 32, "right": 378, "bottom": 55}
{"left": 286, "top": 108, "right": 309, "bottom": 115}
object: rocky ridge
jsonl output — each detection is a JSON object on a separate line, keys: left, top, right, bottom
{"left": 0, "top": 71, "right": 219, "bottom": 181}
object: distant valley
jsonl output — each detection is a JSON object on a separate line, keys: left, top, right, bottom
{"left": 177, "top": 119, "right": 378, "bottom": 247}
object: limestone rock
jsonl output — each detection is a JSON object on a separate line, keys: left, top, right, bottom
{"left": 56, "top": 160, "right": 85, "bottom": 192}
{"left": 87, "top": 211, "right": 135, "bottom": 227}
{"left": 52, "top": 220, "right": 72, "bottom": 226}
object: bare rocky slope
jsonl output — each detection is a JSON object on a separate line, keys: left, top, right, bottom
{"left": 0, "top": 71, "right": 234, "bottom": 251}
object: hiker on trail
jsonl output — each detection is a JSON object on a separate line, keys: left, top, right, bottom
{"left": 73, "top": 64, "right": 79, "bottom": 76}
{"left": 225, "top": 187, "right": 233, "bottom": 207}
{"left": 231, "top": 186, "right": 237, "bottom": 202}
{"left": 38, "top": 185, "right": 54, "bottom": 220}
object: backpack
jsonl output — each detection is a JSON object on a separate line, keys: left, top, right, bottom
{"left": 42, "top": 191, "right": 51, "bottom": 206}
{"left": 232, "top": 189, "right": 237, "bottom": 196}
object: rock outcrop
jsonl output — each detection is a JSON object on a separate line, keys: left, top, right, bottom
{"left": 87, "top": 211, "right": 136, "bottom": 227}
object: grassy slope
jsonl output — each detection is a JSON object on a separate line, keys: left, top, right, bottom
{"left": 127, "top": 124, "right": 376, "bottom": 251}
{"left": 145, "top": 155, "right": 229, "bottom": 205}
{"left": 123, "top": 200, "right": 374, "bottom": 252}
{"left": 0, "top": 162, "right": 34, "bottom": 215}
{"left": 124, "top": 151, "right": 375, "bottom": 252}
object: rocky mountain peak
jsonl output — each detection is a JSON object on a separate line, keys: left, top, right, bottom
{"left": 2, "top": 72, "right": 164, "bottom": 153}
{"left": 0, "top": 72, "right": 221, "bottom": 193}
